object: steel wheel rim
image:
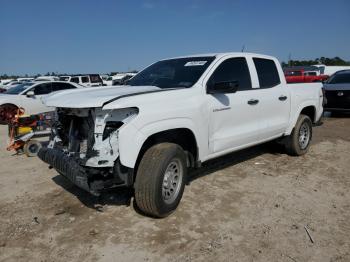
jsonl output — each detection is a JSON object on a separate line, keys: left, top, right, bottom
{"left": 162, "top": 159, "right": 183, "bottom": 205}
{"left": 298, "top": 122, "right": 310, "bottom": 150}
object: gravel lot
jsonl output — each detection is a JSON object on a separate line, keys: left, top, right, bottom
{"left": 0, "top": 115, "right": 349, "bottom": 262}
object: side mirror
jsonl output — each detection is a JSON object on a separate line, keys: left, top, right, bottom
{"left": 207, "top": 80, "right": 239, "bottom": 94}
{"left": 26, "top": 90, "right": 35, "bottom": 97}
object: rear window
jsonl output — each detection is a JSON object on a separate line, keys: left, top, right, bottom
{"left": 81, "top": 76, "right": 89, "bottom": 83}
{"left": 90, "top": 75, "right": 102, "bottom": 83}
{"left": 254, "top": 58, "right": 281, "bottom": 88}
{"left": 70, "top": 77, "right": 79, "bottom": 83}
{"left": 328, "top": 72, "right": 350, "bottom": 84}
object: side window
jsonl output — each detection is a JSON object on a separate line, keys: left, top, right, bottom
{"left": 208, "top": 57, "right": 252, "bottom": 91}
{"left": 52, "top": 82, "right": 76, "bottom": 91}
{"left": 81, "top": 76, "right": 89, "bottom": 83}
{"left": 253, "top": 58, "right": 281, "bottom": 88}
{"left": 70, "top": 77, "right": 79, "bottom": 83}
{"left": 34, "top": 83, "right": 52, "bottom": 95}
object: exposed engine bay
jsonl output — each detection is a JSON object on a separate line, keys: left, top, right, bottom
{"left": 38, "top": 107, "right": 138, "bottom": 195}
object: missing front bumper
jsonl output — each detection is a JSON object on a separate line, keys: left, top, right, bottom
{"left": 38, "top": 147, "right": 100, "bottom": 195}
{"left": 38, "top": 147, "right": 133, "bottom": 196}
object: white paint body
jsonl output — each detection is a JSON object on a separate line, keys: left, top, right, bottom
{"left": 44, "top": 53, "right": 324, "bottom": 169}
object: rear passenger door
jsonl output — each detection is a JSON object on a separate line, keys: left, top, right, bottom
{"left": 207, "top": 57, "right": 263, "bottom": 154}
{"left": 253, "top": 58, "right": 290, "bottom": 139}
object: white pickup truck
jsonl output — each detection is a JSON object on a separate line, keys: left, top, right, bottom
{"left": 39, "top": 52, "right": 324, "bottom": 217}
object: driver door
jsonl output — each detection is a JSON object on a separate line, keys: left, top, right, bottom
{"left": 207, "top": 57, "right": 263, "bottom": 154}
{"left": 20, "top": 83, "right": 53, "bottom": 115}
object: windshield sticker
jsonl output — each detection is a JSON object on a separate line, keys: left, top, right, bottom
{"left": 184, "top": 61, "right": 207, "bottom": 66}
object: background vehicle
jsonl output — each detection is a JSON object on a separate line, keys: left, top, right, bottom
{"left": 34, "top": 76, "right": 60, "bottom": 82}
{"left": 313, "top": 64, "right": 350, "bottom": 76}
{"left": 60, "top": 74, "right": 103, "bottom": 87}
{"left": 0, "top": 79, "right": 15, "bottom": 86}
{"left": 111, "top": 73, "right": 136, "bottom": 85}
{"left": 17, "top": 77, "right": 34, "bottom": 82}
{"left": 39, "top": 52, "right": 323, "bottom": 218}
{"left": 0, "top": 81, "right": 81, "bottom": 122}
{"left": 0, "top": 80, "right": 22, "bottom": 89}
{"left": 324, "top": 70, "right": 350, "bottom": 113}
{"left": 100, "top": 74, "right": 111, "bottom": 85}
{"left": 284, "top": 67, "right": 329, "bottom": 83}
{"left": 58, "top": 76, "right": 70, "bottom": 81}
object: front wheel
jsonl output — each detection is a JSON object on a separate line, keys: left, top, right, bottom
{"left": 285, "top": 114, "right": 313, "bottom": 156}
{"left": 134, "top": 143, "right": 187, "bottom": 218}
{"left": 23, "top": 140, "right": 42, "bottom": 157}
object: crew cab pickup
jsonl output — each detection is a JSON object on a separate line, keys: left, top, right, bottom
{"left": 38, "top": 53, "right": 324, "bottom": 217}
{"left": 284, "top": 68, "right": 329, "bottom": 83}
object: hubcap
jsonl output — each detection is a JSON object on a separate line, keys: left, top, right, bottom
{"left": 162, "top": 159, "right": 183, "bottom": 204}
{"left": 298, "top": 122, "right": 310, "bottom": 150}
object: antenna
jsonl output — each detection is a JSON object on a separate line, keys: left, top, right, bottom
{"left": 241, "top": 45, "right": 246, "bottom": 52}
{"left": 288, "top": 53, "right": 292, "bottom": 66}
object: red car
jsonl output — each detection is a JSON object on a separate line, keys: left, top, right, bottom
{"left": 284, "top": 68, "right": 329, "bottom": 83}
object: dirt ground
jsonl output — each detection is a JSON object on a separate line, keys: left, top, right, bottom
{"left": 0, "top": 114, "right": 349, "bottom": 262}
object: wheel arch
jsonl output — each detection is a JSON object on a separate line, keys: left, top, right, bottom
{"left": 285, "top": 103, "right": 317, "bottom": 135}
{"left": 118, "top": 118, "right": 200, "bottom": 171}
{"left": 135, "top": 128, "right": 198, "bottom": 172}
{"left": 300, "top": 106, "right": 316, "bottom": 122}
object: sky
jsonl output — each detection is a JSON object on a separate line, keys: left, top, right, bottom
{"left": 0, "top": 0, "right": 349, "bottom": 75}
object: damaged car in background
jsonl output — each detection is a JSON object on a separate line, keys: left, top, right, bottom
{"left": 39, "top": 52, "right": 324, "bottom": 218}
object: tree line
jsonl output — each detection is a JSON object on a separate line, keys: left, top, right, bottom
{"left": 282, "top": 56, "right": 350, "bottom": 67}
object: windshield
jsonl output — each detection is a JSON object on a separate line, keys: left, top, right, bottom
{"left": 128, "top": 56, "right": 215, "bottom": 88}
{"left": 327, "top": 72, "right": 350, "bottom": 84}
{"left": 4, "top": 83, "right": 33, "bottom": 94}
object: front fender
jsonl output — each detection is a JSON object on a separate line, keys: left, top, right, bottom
{"left": 118, "top": 118, "right": 198, "bottom": 168}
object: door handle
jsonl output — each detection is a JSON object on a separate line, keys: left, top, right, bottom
{"left": 279, "top": 95, "right": 287, "bottom": 101}
{"left": 247, "top": 99, "right": 259, "bottom": 105}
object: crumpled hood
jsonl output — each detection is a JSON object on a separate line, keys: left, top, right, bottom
{"left": 43, "top": 85, "right": 161, "bottom": 108}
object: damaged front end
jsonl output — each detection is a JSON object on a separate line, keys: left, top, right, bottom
{"left": 38, "top": 107, "right": 138, "bottom": 195}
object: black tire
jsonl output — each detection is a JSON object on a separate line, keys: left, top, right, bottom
{"left": 134, "top": 143, "right": 187, "bottom": 218}
{"left": 285, "top": 114, "right": 313, "bottom": 156}
{"left": 23, "top": 140, "right": 42, "bottom": 157}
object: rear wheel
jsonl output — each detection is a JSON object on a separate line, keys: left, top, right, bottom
{"left": 134, "top": 143, "right": 187, "bottom": 218}
{"left": 285, "top": 114, "right": 313, "bottom": 156}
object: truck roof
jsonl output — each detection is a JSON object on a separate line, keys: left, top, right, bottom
{"left": 165, "top": 52, "right": 278, "bottom": 61}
